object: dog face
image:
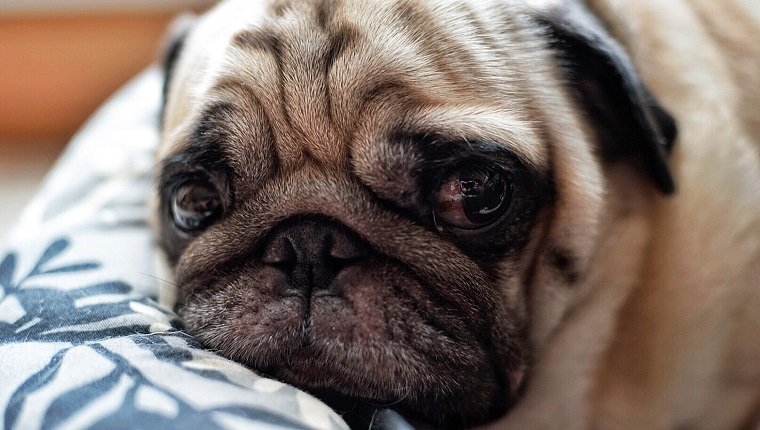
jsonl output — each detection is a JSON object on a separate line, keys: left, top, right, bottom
{"left": 157, "top": 0, "right": 676, "bottom": 426}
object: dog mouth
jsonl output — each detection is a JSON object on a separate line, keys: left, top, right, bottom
{"left": 177, "top": 217, "right": 525, "bottom": 426}
{"left": 180, "top": 260, "right": 524, "bottom": 427}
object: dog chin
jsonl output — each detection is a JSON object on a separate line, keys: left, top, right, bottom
{"left": 180, "top": 262, "right": 520, "bottom": 426}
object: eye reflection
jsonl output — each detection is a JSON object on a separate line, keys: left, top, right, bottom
{"left": 172, "top": 180, "right": 223, "bottom": 233}
{"left": 434, "top": 165, "right": 512, "bottom": 229}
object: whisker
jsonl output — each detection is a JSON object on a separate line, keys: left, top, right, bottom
{"left": 367, "top": 408, "right": 379, "bottom": 430}
{"left": 140, "top": 272, "right": 179, "bottom": 287}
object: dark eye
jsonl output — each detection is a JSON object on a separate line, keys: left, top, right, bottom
{"left": 433, "top": 164, "right": 513, "bottom": 229}
{"left": 171, "top": 180, "right": 223, "bottom": 232}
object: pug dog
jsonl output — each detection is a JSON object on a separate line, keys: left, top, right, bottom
{"left": 156, "top": 0, "right": 760, "bottom": 428}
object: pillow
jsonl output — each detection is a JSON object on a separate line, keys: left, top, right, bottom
{"left": 0, "top": 68, "right": 410, "bottom": 430}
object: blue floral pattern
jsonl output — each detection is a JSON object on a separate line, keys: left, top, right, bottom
{"left": 0, "top": 238, "right": 345, "bottom": 430}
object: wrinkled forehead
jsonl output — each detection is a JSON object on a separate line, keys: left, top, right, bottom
{"left": 164, "top": 0, "right": 550, "bottom": 170}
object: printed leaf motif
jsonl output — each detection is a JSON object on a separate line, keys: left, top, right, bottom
{"left": 0, "top": 237, "right": 344, "bottom": 430}
{"left": 41, "top": 366, "right": 124, "bottom": 428}
{"left": 28, "top": 238, "right": 71, "bottom": 276}
{"left": 0, "top": 253, "right": 16, "bottom": 290}
{"left": 4, "top": 349, "right": 67, "bottom": 429}
{"left": 38, "top": 262, "right": 100, "bottom": 275}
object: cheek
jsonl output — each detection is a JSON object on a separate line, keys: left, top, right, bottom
{"left": 178, "top": 267, "right": 305, "bottom": 359}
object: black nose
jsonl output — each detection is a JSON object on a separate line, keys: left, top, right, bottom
{"left": 260, "top": 218, "right": 369, "bottom": 297}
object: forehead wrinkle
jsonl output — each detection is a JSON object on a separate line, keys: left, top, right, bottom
{"left": 402, "top": 104, "right": 549, "bottom": 172}
{"left": 322, "top": 25, "right": 358, "bottom": 127}
{"left": 230, "top": 16, "right": 352, "bottom": 168}
{"left": 327, "top": 0, "right": 532, "bottom": 132}
{"left": 215, "top": 0, "right": 551, "bottom": 176}
{"left": 392, "top": 1, "right": 490, "bottom": 90}
{"left": 327, "top": 10, "right": 422, "bottom": 114}
{"left": 231, "top": 26, "right": 292, "bottom": 129}
{"left": 201, "top": 82, "right": 279, "bottom": 184}
{"left": 277, "top": 13, "right": 348, "bottom": 165}
{"left": 226, "top": 28, "right": 307, "bottom": 170}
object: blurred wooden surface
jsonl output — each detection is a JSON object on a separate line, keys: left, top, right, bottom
{"left": 0, "top": 13, "right": 179, "bottom": 144}
{"left": 0, "top": 4, "right": 215, "bottom": 238}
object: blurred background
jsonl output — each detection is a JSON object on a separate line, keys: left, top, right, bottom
{"left": 0, "top": 0, "right": 215, "bottom": 238}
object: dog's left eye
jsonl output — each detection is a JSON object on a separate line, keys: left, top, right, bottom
{"left": 171, "top": 180, "right": 223, "bottom": 233}
{"left": 433, "top": 164, "right": 513, "bottom": 229}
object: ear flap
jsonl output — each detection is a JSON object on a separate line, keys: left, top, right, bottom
{"left": 537, "top": 3, "right": 678, "bottom": 194}
{"left": 160, "top": 14, "right": 196, "bottom": 124}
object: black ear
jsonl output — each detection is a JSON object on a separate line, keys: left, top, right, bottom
{"left": 160, "top": 14, "right": 196, "bottom": 125}
{"left": 538, "top": 3, "right": 677, "bottom": 194}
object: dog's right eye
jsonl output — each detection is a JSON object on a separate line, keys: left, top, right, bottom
{"left": 433, "top": 164, "right": 513, "bottom": 230}
{"left": 171, "top": 180, "right": 223, "bottom": 233}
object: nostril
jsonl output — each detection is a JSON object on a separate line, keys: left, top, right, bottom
{"left": 258, "top": 217, "right": 372, "bottom": 296}
{"left": 328, "top": 231, "right": 368, "bottom": 262}
{"left": 261, "top": 236, "right": 296, "bottom": 266}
